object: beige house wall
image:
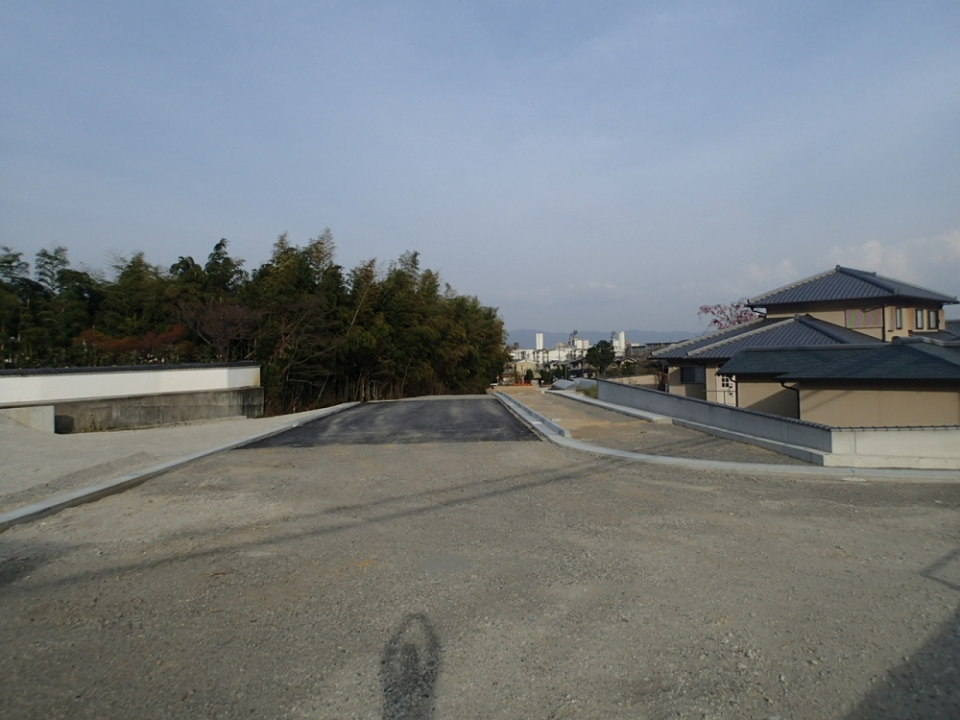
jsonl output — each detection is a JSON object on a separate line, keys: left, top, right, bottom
{"left": 667, "top": 367, "right": 706, "bottom": 400}
{"left": 736, "top": 380, "right": 800, "bottom": 418}
{"left": 800, "top": 386, "right": 960, "bottom": 427}
{"left": 704, "top": 365, "right": 718, "bottom": 400}
{"left": 765, "top": 304, "right": 847, "bottom": 325}
{"left": 765, "top": 302, "right": 947, "bottom": 341}
{"left": 508, "top": 359, "right": 538, "bottom": 379}
{"left": 885, "top": 306, "right": 945, "bottom": 340}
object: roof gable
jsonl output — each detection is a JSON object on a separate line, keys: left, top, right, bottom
{"left": 748, "top": 266, "right": 958, "bottom": 307}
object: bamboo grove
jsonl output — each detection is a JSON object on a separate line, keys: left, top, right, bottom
{"left": 0, "top": 233, "right": 511, "bottom": 414}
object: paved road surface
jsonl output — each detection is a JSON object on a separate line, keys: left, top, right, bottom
{"left": 247, "top": 396, "right": 535, "bottom": 447}
{"left": 2, "top": 397, "right": 959, "bottom": 719}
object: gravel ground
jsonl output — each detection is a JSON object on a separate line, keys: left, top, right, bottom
{"left": 2, "top": 401, "right": 958, "bottom": 719}
{"left": 0, "top": 409, "right": 328, "bottom": 514}
{"left": 502, "top": 387, "right": 808, "bottom": 465}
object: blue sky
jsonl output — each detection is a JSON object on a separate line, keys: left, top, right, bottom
{"left": 2, "top": 1, "right": 959, "bottom": 332}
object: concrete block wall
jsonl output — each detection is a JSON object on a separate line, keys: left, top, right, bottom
{"left": 53, "top": 387, "right": 265, "bottom": 434}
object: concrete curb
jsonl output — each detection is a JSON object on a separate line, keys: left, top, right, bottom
{"left": 495, "top": 392, "right": 960, "bottom": 483}
{"left": 0, "top": 402, "right": 360, "bottom": 534}
{"left": 496, "top": 391, "right": 570, "bottom": 437}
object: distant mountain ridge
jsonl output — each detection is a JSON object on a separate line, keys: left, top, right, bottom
{"left": 507, "top": 329, "right": 696, "bottom": 348}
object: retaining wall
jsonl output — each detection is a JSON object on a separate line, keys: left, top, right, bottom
{"left": 52, "top": 387, "right": 265, "bottom": 434}
{"left": 598, "top": 379, "right": 833, "bottom": 451}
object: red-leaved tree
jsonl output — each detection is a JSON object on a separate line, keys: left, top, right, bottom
{"left": 697, "top": 298, "right": 758, "bottom": 330}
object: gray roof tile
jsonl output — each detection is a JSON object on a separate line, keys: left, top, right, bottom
{"left": 652, "top": 315, "right": 879, "bottom": 362}
{"left": 651, "top": 318, "right": 771, "bottom": 359}
{"left": 748, "top": 266, "right": 958, "bottom": 307}
{"left": 719, "top": 339, "right": 960, "bottom": 381}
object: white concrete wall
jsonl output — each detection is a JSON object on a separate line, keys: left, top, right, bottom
{"left": 0, "top": 366, "right": 260, "bottom": 405}
{"left": 828, "top": 427, "right": 960, "bottom": 468}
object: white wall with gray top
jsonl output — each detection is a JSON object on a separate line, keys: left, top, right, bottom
{"left": 0, "top": 364, "right": 263, "bottom": 433}
{"left": 0, "top": 364, "right": 260, "bottom": 405}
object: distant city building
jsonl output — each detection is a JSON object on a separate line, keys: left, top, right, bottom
{"left": 510, "top": 330, "right": 639, "bottom": 364}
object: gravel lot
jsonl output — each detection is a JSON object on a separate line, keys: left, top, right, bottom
{"left": 2, "top": 398, "right": 959, "bottom": 719}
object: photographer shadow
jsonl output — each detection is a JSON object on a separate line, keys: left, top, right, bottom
{"left": 380, "top": 613, "right": 441, "bottom": 720}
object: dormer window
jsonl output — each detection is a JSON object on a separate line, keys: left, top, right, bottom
{"left": 895, "top": 308, "right": 903, "bottom": 330}
{"left": 929, "top": 310, "right": 939, "bottom": 330}
{"left": 916, "top": 309, "right": 924, "bottom": 329}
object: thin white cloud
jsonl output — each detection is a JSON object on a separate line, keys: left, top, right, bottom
{"left": 825, "top": 230, "right": 960, "bottom": 292}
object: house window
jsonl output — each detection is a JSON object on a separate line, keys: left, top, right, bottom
{"left": 916, "top": 309, "right": 924, "bottom": 329}
{"left": 845, "top": 308, "right": 882, "bottom": 329}
{"left": 929, "top": 310, "right": 939, "bottom": 330}
{"left": 895, "top": 308, "right": 903, "bottom": 330}
{"left": 680, "top": 366, "right": 705, "bottom": 384}
{"left": 719, "top": 374, "right": 734, "bottom": 389}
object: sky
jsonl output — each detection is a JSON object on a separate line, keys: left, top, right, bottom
{"left": 2, "top": 1, "right": 960, "bottom": 333}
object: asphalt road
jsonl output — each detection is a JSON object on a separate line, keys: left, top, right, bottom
{"left": 2, "top": 397, "right": 959, "bottom": 719}
{"left": 247, "top": 396, "right": 537, "bottom": 447}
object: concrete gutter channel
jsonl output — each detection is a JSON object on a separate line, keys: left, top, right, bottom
{"left": 494, "top": 391, "right": 960, "bottom": 483}
{"left": 0, "top": 402, "right": 359, "bottom": 534}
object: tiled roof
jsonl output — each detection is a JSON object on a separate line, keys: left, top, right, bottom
{"left": 651, "top": 318, "right": 771, "bottom": 359}
{"left": 748, "top": 266, "right": 958, "bottom": 307}
{"left": 718, "top": 338, "right": 960, "bottom": 381}
{"left": 651, "top": 315, "right": 879, "bottom": 361}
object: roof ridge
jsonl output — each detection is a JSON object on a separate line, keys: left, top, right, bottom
{"left": 650, "top": 317, "right": 768, "bottom": 356}
{"left": 836, "top": 266, "right": 899, "bottom": 294}
{"left": 863, "top": 267, "right": 959, "bottom": 302}
{"left": 687, "top": 317, "right": 795, "bottom": 357}
{"left": 748, "top": 267, "right": 837, "bottom": 306}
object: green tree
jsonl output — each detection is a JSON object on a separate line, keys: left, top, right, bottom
{"left": 204, "top": 238, "right": 247, "bottom": 297}
{"left": 99, "top": 253, "right": 174, "bottom": 348}
{"left": 585, "top": 340, "right": 616, "bottom": 377}
{"left": 34, "top": 246, "right": 70, "bottom": 294}
{"left": 243, "top": 232, "right": 345, "bottom": 412}
{"left": 0, "top": 246, "right": 29, "bottom": 283}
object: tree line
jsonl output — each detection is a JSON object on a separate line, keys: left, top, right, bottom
{"left": 0, "top": 233, "right": 510, "bottom": 414}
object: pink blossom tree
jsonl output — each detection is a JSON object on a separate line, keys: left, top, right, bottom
{"left": 697, "top": 298, "right": 758, "bottom": 330}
